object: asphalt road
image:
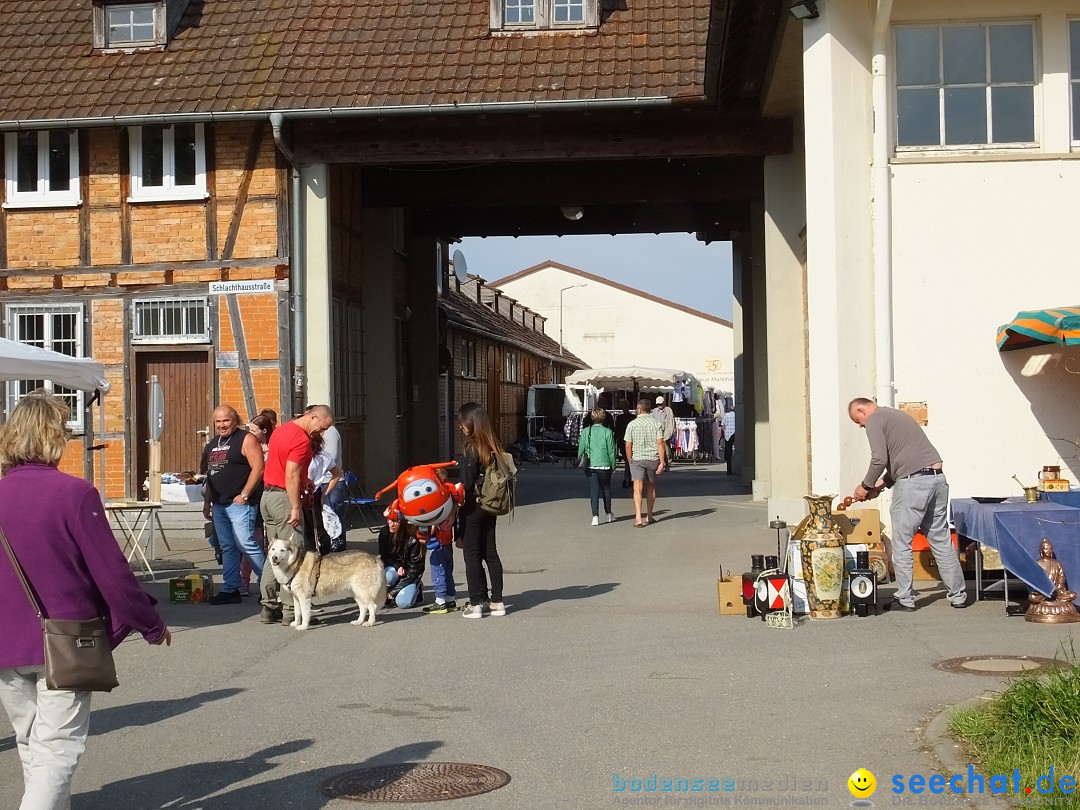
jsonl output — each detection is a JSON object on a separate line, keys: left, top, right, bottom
{"left": 2, "top": 463, "right": 1075, "bottom": 809}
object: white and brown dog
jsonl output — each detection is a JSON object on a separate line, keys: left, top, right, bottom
{"left": 268, "top": 537, "right": 386, "bottom": 629}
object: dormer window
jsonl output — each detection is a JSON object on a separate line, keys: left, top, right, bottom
{"left": 492, "top": 0, "right": 597, "bottom": 31}
{"left": 93, "top": 2, "right": 166, "bottom": 49}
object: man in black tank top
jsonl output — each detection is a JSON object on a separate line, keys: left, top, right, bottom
{"left": 199, "top": 405, "right": 266, "bottom": 605}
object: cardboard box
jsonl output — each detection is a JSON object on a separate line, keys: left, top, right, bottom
{"left": 913, "top": 550, "right": 942, "bottom": 581}
{"left": 789, "top": 508, "right": 882, "bottom": 548}
{"left": 717, "top": 570, "right": 745, "bottom": 616}
{"left": 168, "top": 573, "right": 214, "bottom": 603}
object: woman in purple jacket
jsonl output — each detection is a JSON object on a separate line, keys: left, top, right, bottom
{"left": 0, "top": 392, "right": 171, "bottom": 809}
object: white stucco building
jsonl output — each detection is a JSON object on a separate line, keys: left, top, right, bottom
{"left": 489, "top": 261, "right": 735, "bottom": 393}
{"left": 749, "top": 0, "right": 1080, "bottom": 525}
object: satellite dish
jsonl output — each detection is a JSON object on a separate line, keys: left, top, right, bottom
{"left": 452, "top": 249, "right": 468, "bottom": 283}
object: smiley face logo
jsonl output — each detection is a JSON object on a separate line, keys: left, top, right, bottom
{"left": 847, "top": 768, "right": 876, "bottom": 799}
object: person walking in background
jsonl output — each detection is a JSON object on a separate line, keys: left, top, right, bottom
{"left": 652, "top": 395, "right": 676, "bottom": 443}
{"left": 457, "top": 402, "right": 506, "bottom": 619}
{"left": 721, "top": 405, "right": 736, "bottom": 475}
{"left": 614, "top": 399, "right": 634, "bottom": 490}
{"left": 578, "top": 407, "right": 617, "bottom": 526}
{"left": 625, "top": 398, "right": 667, "bottom": 528}
{"left": 848, "top": 398, "right": 967, "bottom": 611}
{"left": 200, "top": 405, "right": 265, "bottom": 605}
{"left": 0, "top": 392, "right": 171, "bottom": 810}
{"left": 258, "top": 405, "right": 334, "bottom": 625}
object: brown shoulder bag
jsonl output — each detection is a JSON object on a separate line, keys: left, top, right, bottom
{"left": 0, "top": 522, "right": 118, "bottom": 692}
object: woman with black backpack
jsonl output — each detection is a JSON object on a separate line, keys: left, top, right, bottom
{"left": 457, "top": 402, "right": 506, "bottom": 619}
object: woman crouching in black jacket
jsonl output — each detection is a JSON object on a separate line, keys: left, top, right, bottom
{"left": 378, "top": 514, "right": 426, "bottom": 609}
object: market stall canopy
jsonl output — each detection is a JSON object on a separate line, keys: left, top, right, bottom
{"left": 997, "top": 306, "right": 1080, "bottom": 352}
{"left": 0, "top": 337, "right": 110, "bottom": 393}
{"left": 566, "top": 366, "right": 698, "bottom": 390}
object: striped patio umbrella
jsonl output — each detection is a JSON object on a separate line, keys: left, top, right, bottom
{"left": 996, "top": 306, "right": 1080, "bottom": 351}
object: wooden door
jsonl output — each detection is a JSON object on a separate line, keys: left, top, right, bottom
{"left": 134, "top": 350, "right": 212, "bottom": 498}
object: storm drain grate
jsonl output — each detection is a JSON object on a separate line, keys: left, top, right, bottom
{"left": 319, "top": 762, "right": 511, "bottom": 803}
{"left": 933, "top": 655, "right": 1063, "bottom": 676}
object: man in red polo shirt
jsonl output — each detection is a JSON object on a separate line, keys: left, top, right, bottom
{"left": 259, "top": 404, "right": 334, "bottom": 624}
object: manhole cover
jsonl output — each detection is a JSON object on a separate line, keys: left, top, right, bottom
{"left": 319, "top": 762, "right": 511, "bottom": 803}
{"left": 933, "top": 655, "right": 1063, "bottom": 676}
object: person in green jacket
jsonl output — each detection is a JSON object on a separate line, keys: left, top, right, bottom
{"left": 578, "top": 407, "right": 618, "bottom": 526}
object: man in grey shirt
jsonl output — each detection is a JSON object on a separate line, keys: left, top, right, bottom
{"left": 849, "top": 398, "right": 967, "bottom": 611}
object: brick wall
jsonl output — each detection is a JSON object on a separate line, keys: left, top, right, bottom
{"left": 0, "top": 122, "right": 285, "bottom": 499}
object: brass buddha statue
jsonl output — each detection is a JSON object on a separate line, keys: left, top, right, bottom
{"left": 1026, "top": 539, "right": 1080, "bottom": 624}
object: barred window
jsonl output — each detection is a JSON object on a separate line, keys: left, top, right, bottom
{"left": 132, "top": 298, "right": 210, "bottom": 343}
{"left": 5, "top": 304, "right": 85, "bottom": 430}
{"left": 332, "top": 300, "right": 365, "bottom": 419}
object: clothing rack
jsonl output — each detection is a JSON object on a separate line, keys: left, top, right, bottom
{"left": 671, "top": 417, "right": 716, "bottom": 464}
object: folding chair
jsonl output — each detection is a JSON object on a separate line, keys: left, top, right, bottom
{"left": 341, "top": 471, "right": 383, "bottom": 534}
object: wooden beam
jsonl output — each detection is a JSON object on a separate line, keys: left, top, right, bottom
{"left": 222, "top": 121, "right": 268, "bottom": 261}
{"left": 78, "top": 131, "right": 91, "bottom": 265}
{"left": 225, "top": 293, "right": 258, "bottom": 419}
{"left": 360, "top": 158, "right": 764, "bottom": 209}
{"left": 294, "top": 109, "right": 793, "bottom": 165}
{"left": 0, "top": 140, "right": 6, "bottom": 270}
{"left": 275, "top": 149, "right": 290, "bottom": 260}
{"left": 119, "top": 129, "right": 132, "bottom": 265}
{"left": 0, "top": 256, "right": 287, "bottom": 279}
{"left": 205, "top": 124, "right": 219, "bottom": 260}
{"left": 411, "top": 202, "right": 750, "bottom": 238}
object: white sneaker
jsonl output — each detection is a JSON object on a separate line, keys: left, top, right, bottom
{"left": 591, "top": 516, "right": 599, "bottom": 526}
{"left": 462, "top": 602, "right": 484, "bottom": 619}
{"left": 606, "top": 513, "right": 614, "bottom": 524}
{"left": 488, "top": 601, "right": 507, "bottom": 617}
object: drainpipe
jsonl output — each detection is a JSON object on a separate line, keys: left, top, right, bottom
{"left": 872, "top": 0, "right": 895, "bottom": 407}
{"left": 270, "top": 112, "right": 305, "bottom": 415}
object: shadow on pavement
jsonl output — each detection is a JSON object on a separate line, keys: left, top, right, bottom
{"left": 510, "top": 582, "right": 618, "bottom": 612}
{"left": 90, "top": 687, "right": 245, "bottom": 737}
{"left": 654, "top": 508, "right": 716, "bottom": 521}
{"left": 77, "top": 739, "right": 445, "bottom": 809}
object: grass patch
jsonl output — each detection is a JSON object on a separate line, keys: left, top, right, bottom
{"left": 949, "top": 656, "right": 1080, "bottom": 806}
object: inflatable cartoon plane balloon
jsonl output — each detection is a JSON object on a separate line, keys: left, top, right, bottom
{"left": 375, "top": 462, "right": 464, "bottom": 531}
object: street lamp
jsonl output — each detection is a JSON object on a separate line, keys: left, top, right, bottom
{"left": 559, "top": 283, "right": 586, "bottom": 355}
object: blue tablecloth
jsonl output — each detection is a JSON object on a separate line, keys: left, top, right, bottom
{"left": 951, "top": 498, "right": 1080, "bottom": 596}
{"left": 1045, "top": 491, "right": 1080, "bottom": 509}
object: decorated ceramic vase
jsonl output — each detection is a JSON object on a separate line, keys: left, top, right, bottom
{"left": 799, "top": 494, "right": 845, "bottom": 619}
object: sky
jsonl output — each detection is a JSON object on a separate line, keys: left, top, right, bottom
{"left": 458, "top": 233, "right": 734, "bottom": 320}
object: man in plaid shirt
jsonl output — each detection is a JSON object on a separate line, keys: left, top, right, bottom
{"left": 624, "top": 398, "right": 668, "bottom": 528}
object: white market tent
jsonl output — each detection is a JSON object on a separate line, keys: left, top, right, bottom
{"left": 565, "top": 366, "right": 699, "bottom": 391}
{"left": 0, "top": 337, "right": 111, "bottom": 490}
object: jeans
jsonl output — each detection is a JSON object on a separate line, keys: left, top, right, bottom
{"left": 212, "top": 501, "right": 263, "bottom": 593}
{"left": 586, "top": 468, "right": 613, "bottom": 517}
{"left": 427, "top": 540, "right": 456, "bottom": 600}
{"left": 0, "top": 666, "right": 92, "bottom": 810}
{"left": 724, "top": 435, "right": 735, "bottom": 472}
{"left": 385, "top": 568, "right": 421, "bottom": 608}
{"left": 325, "top": 483, "right": 346, "bottom": 518}
{"left": 461, "top": 506, "right": 503, "bottom": 605}
{"left": 889, "top": 474, "right": 966, "bottom": 606}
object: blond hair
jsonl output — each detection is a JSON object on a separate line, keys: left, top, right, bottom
{"left": 590, "top": 407, "right": 607, "bottom": 424}
{"left": 0, "top": 392, "right": 71, "bottom": 469}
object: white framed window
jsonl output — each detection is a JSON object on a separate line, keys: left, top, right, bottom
{"left": 494, "top": 0, "right": 597, "bottom": 30}
{"left": 106, "top": 4, "right": 158, "bottom": 45}
{"left": 132, "top": 298, "right": 210, "bottom": 343}
{"left": 1070, "top": 20, "right": 1080, "bottom": 143}
{"left": 3, "top": 131, "right": 80, "bottom": 208}
{"left": 503, "top": 351, "right": 520, "bottom": 383}
{"left": 894, "top": 22, "right": 1037, "bottom": 150}
{"left": 463, "top": 338, "right": 477, "bottom": 378}
{"left": 5, "top": 304, "right": 85, "bottom": 431}
{"left": 129, "top": 123, "right": 206, "bottom": 201}
{"left": 93, "top": 3, "right": 164, "bottom": 49}
{"left": 332, "top": 300, "right": 366, "bottom": 419}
